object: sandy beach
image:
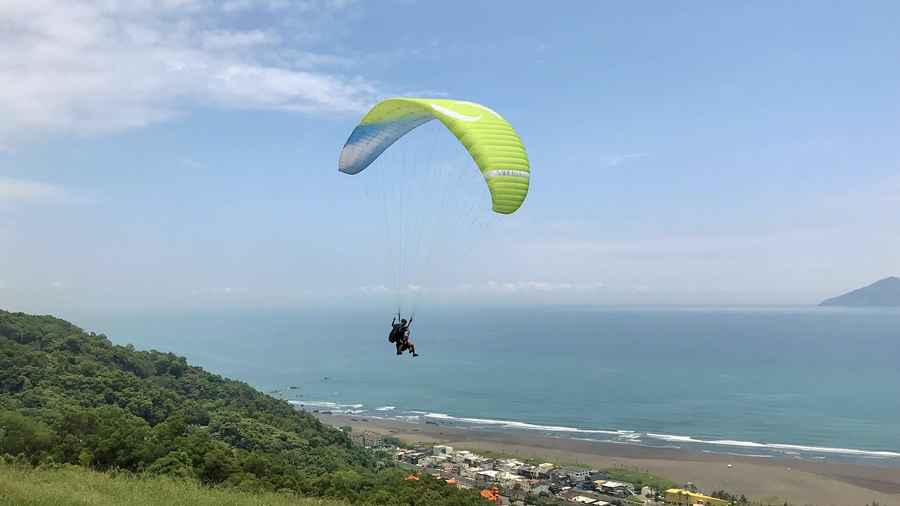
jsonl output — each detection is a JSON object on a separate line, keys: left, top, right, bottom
{"left": 319, "top": 415, "right": 900, "bottom": 506}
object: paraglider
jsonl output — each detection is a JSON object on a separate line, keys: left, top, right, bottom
{"left": 338, "top": 98, "right": 530, "bottom": 351}
{"left": 389, "top": 316, "right": 416, "bottom": 356}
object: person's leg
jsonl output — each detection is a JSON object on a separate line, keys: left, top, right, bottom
{"left": 409, "top": 343, "right": 417, "bottom": 356}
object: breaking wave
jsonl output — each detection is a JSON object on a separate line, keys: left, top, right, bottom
{"left": 646, "top": 433, "right": 900, "bottom": 459}
{"left": 287, "top": 397, "right": 900, "bottom": 464}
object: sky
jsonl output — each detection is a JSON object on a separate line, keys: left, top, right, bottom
{"left": 1, "top": 0, "right": 898, "bottom": 314}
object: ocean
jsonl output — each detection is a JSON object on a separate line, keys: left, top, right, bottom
{"left": 73, "top": 306, "right": 900, "bottom": 467}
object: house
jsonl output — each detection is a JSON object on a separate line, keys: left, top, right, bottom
{"left": 477, "top": 470, "right": 500, "bottom": 483}
{"left": 453, "top": 450, "right": 474, "bottom": 464}
{"left": 495, "top": 459, "right": 525, "bottom": 472}
{"left": 498, "top": 471, "right": 521, "bottom": 488}
{"left": 350, "top": 430, "right": 383, "bottom": 447}
{"left": 665, "top": 489, "right": 728, "bottom": 506}
{"left": 599, "top": 481, "right": 629, "bottom": 497}
{"left": 559, "top": 466, "right": 591, "bottom": 481}
{"left": 517, "top": 464, "right": 536, "bottom": 477}
{"left": 402, "top": 452, "right": 426, "bottom": 465}
{"left": 528, "top": 480, "right": 550, "bottom": 495}
{"left": 363, "top": 431, "right": 383, "bottom": 447}
{"left": 433, "top": 445, "right": 453, "bottom": 456}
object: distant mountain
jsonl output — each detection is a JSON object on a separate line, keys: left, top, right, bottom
{"left": 819, "top": 277, "right": 900, "bottom": 307}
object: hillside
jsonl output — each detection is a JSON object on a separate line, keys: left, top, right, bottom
{"left": 0, "top": 309, "right": 489, "bottom": 505}
{"left": 819, "top": 277, "right": 900, "bottom": 307}
{"left": 0, "top": 464, "right": 349, "bottom": 506}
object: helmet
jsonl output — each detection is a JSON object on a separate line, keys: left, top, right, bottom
{"left": 400, "top": 319, "right": 408, "bottom": 325}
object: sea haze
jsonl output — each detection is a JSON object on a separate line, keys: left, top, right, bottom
{"left": 73, "top": 306, "right": 900, "bottom": 466}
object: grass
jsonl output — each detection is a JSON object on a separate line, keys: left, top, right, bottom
{"left": 601, "top": 467, "right": 680, "bottom": 491}
{"left": 456, "top": 448, "right": 584, "bottom": 468}
{"left": 0, "top": 465, "right": 349, "bottom": 506}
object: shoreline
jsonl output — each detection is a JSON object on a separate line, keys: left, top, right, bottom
{"left": 316, "top": 414, "right": 900, "bottom": 506}
{"left": 289, "top": 400, "right": 900, "bottom": 465}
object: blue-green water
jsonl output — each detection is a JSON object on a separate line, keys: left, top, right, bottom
{"left": 73, "top": 306, "right": 900, "bottom": 466}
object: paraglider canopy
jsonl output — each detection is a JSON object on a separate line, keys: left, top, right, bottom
{"left": 339, "top": 98, "right": 530, "bottom": 214}
{"left": 338, "top": 98, "right": 530, "bottom": 317}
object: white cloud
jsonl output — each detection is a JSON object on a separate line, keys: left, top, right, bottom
{"left": 517, "top": 230, "right": 832, "bottom": 256}
{"left": 0, "top": 177, "right": 69, "bottom": 204}
{"left": 222, "top": 0, "right": 254, "bottom": 12}
{"left": 193, "top": 286, "right": 248, "bottom": 294}
{"left": 0, "top": 0, "right": 382, "bottom": 140}
{"left": 482, "top": 281, "right": 606, "bottom": 293}
{"left": 52, "top": 280, "right": 66, "bottom": 288}
{"left": 602, "top": 152, "right": 647, "bottom": 166}
{"left": 358, "top": 284, "right": 390, "bottom": 294}
{"left": 200, "top": 29, "right": 281, "bottom": 50}
{"left": 294, "top": 52, "right": 356, "bottom": 69}
{"left": 181, "top": 159, "right": 203, "bottom": 168}
{"left": 328, "top": 0, "right": 355, "bottom": 8}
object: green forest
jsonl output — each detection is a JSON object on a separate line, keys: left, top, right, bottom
{"left": 0, "top": 309, "right": 490, "bottom": 505}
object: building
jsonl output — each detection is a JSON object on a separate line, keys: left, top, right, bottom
{"left": 517, "top": 478, "right": 548, "bottom": 494}
{"left": 480, "top": 487, "right": 503, "bottom": 505}
{"left": 559, "top": 466, "right": 591, "bottom": 481}
{"left": 665, "top": 489, "right": 728, "bottom": 506}
{"left": 476, "top": 470, "right": 500, "bottom": 483}
{"left": 452, "top": 450, "right": 474, "bottom": 464}
{"left": 363, "top": 431, "right": 383, "bottom": 447}
{"left": 529, "top": 480, "right": 550, "bottom": 495}
{"left": 349, "top": 431, "right": 383, "bottom": 447}
{"left": 495, "top": 459, "right": 524, "bottom": 472}
{"left": 433, "top": 445, "right": 453, "bottom": 456}
{"left": 400, "top": 451, "right": 426, "bottom": 465}
{"left": 599, "top": 481, "right": 629, "bottom": 497}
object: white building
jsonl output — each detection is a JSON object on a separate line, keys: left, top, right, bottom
{"left": 559, "top": 466, "right": 591, "bottom": 481}
{"left": 599, "top": 481, "right": 628, "bottom": 497}
{"left": 476, "top": 470, "right": 500, "bottom": 483}
{"left": 495, "top": 459, "right": 524, "bottom": 472}
{"left": 433, "top": 445, "right": 454, "bottom": 457}
{"left": 452, "top": 450, "right": 474, "bottom": 464}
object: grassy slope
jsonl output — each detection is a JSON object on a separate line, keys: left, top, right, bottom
{"left": 0, "top": 465, "right": 349, "bottom": 506}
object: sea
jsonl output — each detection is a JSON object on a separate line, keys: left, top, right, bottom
{"left": 73, "top": 305, "right": 900, "bottom": 467}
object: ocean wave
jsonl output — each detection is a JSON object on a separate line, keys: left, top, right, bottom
{"left": 292, "top": 400, "right": 900, "bottom": 463}
{"left": 288, "top": 400, "right": 366, "bottom": 414}
{"left": 288, "top": 400, "right": 363, "bottom": 409}
{"left": 646, "top": 433, "right": 900, "bottom": 459}
{"left": 422, "top": 412, "right": 622, "bottom": 435}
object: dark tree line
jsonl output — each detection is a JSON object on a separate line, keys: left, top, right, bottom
{"left": 0, "top": 310, "right": 489, "bottom": 505}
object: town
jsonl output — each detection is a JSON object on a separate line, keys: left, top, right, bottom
{"left": 348, "top": 430, "right": 732, "bottom": 506}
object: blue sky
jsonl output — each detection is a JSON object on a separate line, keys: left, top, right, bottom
{"left": 1, "top": 0, "right": 898, "bottom": 313}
